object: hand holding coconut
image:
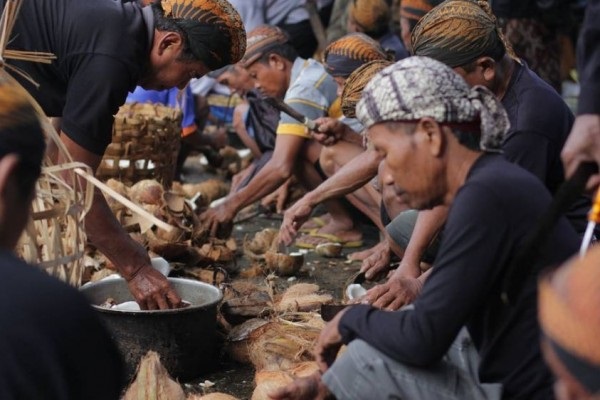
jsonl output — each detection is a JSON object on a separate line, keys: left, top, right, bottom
{"left": 280, "top": 199, "right": 315, "bottom": 245}
{"left": 362, "top": 275, "right": 423, "bottom": 311}
{"left": 199, "top": 202, "right": 235, "bottom": 238}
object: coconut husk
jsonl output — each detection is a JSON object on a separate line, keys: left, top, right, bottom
{"left": 183, "top": 267, "right": 227, "bottom": 286}
{"left": 123, "top": 351, "right": 185, "bottom": 400}
{"left": 90, "top": 267, "right": 117, "bottom": 282}
{"left": 243, "top": 229, "right": 279, "bottom": 260}
{"left": 251, "top": 370, "right": 294, "bottom": 400}
{"left": 188, "top": 394, "right": 238, "bottom": 400}
{"left": 275, "top": 284, "right": 334, "bottom": 313}
{"left": 248, "top": 321, "right": 321, "bottom": 371}
{"left": 129, "top": 179, "right": 164, "bottom": 205}
{"left": 220, "top": 146, "right": 242, "bottom": 176}
{"left": 225, "top": 318, "right": 271, "bottom": 364}
{"left": 198, "top": 238, "right": 236, "bottom": 263}
{"left": 220, "top": 290, "right": 273, "bottom": 326}
{"left": 239, "top": 263, "right": 266, "bottom": 278}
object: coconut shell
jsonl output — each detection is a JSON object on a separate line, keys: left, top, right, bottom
{"left": 251, "top": 370, "right": 294, "bottom": 400}
{"left": 263, "top": 251, "right": 303, "bottom": 276}
{"left": 225, "top": 318, "right": 271, "bottom": 364}
{"left": 123, "top": 351, "right": 185, "bottom": 400}
{"left": 130, "top": 179, "right": 164, "bottom": 205}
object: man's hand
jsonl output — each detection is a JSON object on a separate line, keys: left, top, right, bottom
{"left": 359, "top": 241, "right": 391, "bottom": 280}
{"left": 199, "top": 201, "right": 236, "bottom": 238}
{"left": 311, "top": 117, "right": 346, "bottom": 146}
{"left": 125, "top": 264, "right": 182, "bottom": 310}
{"left": 279, "top": 198, "right": 314, "bottom": 245}
{"left": 314, "top": 308, "right": 347, "bottom": 372}
{"left": 362, "top": 275, "right": 423, "bottom": 311}
{"left": 562, "top": 114, "right": 600, "bottom": 190}
{"left": 261, "top": 177, "right": 292, "bottom": 214}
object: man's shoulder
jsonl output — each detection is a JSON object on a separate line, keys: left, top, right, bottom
{"left": 286, "top": 58, "right": 337, "bottom": 103}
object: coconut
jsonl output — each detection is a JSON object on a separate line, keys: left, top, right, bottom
{"left": 198, "top": 240, "right": 235, "bottom": 262}
{"left": 251, "top": 370, "right": 294, "bottom": 400}
{"left": 315, "top": 242, "right": 343, "bottom": 258}
{"left": 243, "top": 228, "right": 279, "bottom": 260}
{"left": 263, "top": 251, "right": 303, "bottom": 276}
{"left": 188, "top": 393, "right": 238, "bottom": 400}
{"left": 105, "top": 178, "right": 130, "bottom": 210}
{"left": 181, "top": 179, "right": 230, "bottom": 206}
{"left": 123, "top": 351, "right": 185, "bottom": 400}
{"left": 130, "top": 179, "right": 164, "bottom": 205}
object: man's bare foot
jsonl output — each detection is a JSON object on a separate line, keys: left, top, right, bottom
{"left": 269, "top": 373, "right": 331, "bottom": 400}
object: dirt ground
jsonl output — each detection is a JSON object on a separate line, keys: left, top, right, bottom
{"left": 178, "top": 154, "right": 380, "bottom": 399}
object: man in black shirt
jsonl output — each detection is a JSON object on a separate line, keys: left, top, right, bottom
{"left": 3, "top": 0, "right": 245, "bottom": 309}
{"left": 271, "top": 57, "right": 579, "bottom": 400}
{"left": 0, "top": 79, "right": 124, "bottom": 399}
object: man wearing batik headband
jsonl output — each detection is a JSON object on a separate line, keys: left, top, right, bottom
{"left": 398, "top": 0, "right": 444, "bottom": 52}
{"left": 200, "top": 25, "right": 367, "bottom": 247}
{"left": 4, "top": 0, "right": 245, "bottom": 310}
{"left": 271, "top": 56, "right": 581, "bottom": 400}
{"left": 362, "top": 0, "right": 593, "bottom": 308}
{"left": 539, "top": 245, "right": 600, "bottom": 400}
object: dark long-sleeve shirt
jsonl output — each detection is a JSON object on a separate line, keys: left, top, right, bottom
{"left": 578, "top": 0, "right": 600, "bottom": 114}
{"left": 339, "top": 155, "right": 580, "bottom": 400}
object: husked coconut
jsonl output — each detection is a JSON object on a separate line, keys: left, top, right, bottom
{"left": 130, "top": 179, "right": 164, "bottom": 205}
{"left": 187, "top": 393, "right": 238, "bottom": 400}
{"left": 123, "top": 351, "right": 185, "bottom": 400}
{"left": 251, "top": 370, "right": 294, "bottom": 400}
{"left": 314, "top": 242, "right": 342, "bottom": 258}
{"left": 243, "top": 228, "right": 279, "bottom": 260}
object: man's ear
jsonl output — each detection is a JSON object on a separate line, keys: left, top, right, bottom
{"left": 477, "top": 56, "right": 497, "bottom": 83}
{"left": 418, "top": 117, "right": 444, "bottom": 157}
{"left": 0, "top": 154, "right": 20, "bottom": 198}
{"left": 157, "top": 31, "right": 184, "bottom": 55}
{"left": 268, "top": 54, "right": 285, "bottom": 71}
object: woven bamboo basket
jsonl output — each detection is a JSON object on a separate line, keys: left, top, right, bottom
{"left": 97, "top": 102, "right": 183, "bottom": 188}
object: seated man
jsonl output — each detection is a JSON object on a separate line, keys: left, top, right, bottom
{"left": 0, "top": 81, "right": 124, "bottom": 398}
{"left": 200, "top": 25, "right": 362, "bottom": 245}
{"left": 347, "top": 0, "right": 409, "bottom": 61}
{"left": 364, "top": 0, "right": 593, "bottom": 306}
{"left": 216, "top": 64, "right": 280, "bottom": 193}
{"left": 291, "top": 33, "right": 393, "bottom": 246}
{"left": 271, "top": 56, "right": 580, "bottom": 400}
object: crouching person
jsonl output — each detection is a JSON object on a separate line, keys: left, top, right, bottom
{"left": 0, "top": 82, "right": 124, "bottom": 399}
{"left": 270, "top": 56, "right": 579, "bottom": 400}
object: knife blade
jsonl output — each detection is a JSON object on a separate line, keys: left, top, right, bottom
{"left": 264, "top": 97, "right": 318, "bottom": 131}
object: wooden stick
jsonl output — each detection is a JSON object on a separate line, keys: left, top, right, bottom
{"left": 74, "top": 168, "right": 174, "bottom": 232}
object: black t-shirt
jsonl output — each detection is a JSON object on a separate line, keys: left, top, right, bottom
{"left": 578, "top": 0, "right": 600, "bottom": 115}
{"left": 502, "top": 61, "right": 590, "bottom": 233}
{"left": 0, "top": 250, "right": 125, "bottom": 399}
{"left": 3, "top": 0, "right": 151, "bottom": 155}
{"left": 340, "top": 155, "right": 580, "bottom": 400}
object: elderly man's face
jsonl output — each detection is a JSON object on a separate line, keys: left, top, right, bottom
{"left": 368, "top": 121, "right": 445, "bottom": 209}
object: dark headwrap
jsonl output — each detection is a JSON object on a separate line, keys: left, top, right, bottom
{"left": 539, "top": 246, "right": 600, "bottom": 395}
{"left": 341, "top": 59, "right": 393, "bottom": 118}
{"left": 411, "top": 0, "right": 517, "bottom": 68}
{"left": 239, "top": 25, "right": 290, "bottom": 68}
{"left": 160, "top": 0, "right": 246, "bottom": 69}
{"left": 356, "top": 56, "right": 509, "bottom": 152}
{"left": 323, "top": 33, "right": 390, "bottom": 78}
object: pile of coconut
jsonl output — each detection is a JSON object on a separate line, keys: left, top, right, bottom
{"left": 83, "top": 178, "right": 235, "bottom": 285}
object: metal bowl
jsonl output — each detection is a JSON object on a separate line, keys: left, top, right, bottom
{"left": 81, "top": 277, "right": 222, "bottom": 381}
